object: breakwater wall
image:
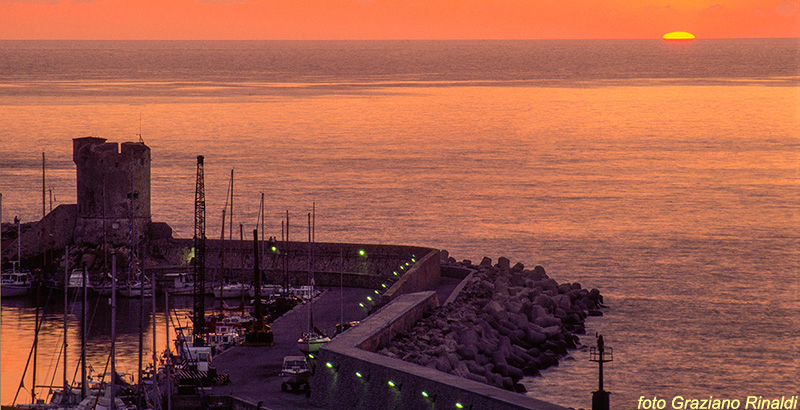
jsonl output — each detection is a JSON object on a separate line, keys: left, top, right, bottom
{"left": 162, "top": 239, "right": 436, "bottom": 290}
{"left": 311, "top": 291, "right": 569, "bottom": 410}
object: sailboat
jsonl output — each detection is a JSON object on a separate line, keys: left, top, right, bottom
{"left": 212, "top": 170, "right": 252, "bottom": 300}
{"left": 73, "top": 254, "right": 136, "bottom": 410}
{"left": 297, "top": 208, "right": 330, "bottom": 355}
{"left": 1, "top": 217, "right": 33, "bottom": 298}
{"left": 118, "top": 273, "right": 154, "bottom": 298}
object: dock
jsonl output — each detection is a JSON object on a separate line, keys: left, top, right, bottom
{"left": 207, "top": 278, "right": 462, "bottom": 409}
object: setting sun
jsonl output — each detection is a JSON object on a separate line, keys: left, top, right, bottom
{"left": 663, "top": 31, "right": 696, "bottom": 40}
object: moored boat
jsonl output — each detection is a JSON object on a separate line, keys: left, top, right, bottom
{"left": 1, "top": 266, "right": 33, "bottom": 298}
{"left": 297, "top": 330, "right": 331, "bottom": 355}
{"left": 67, "top": 269, "right": 94, "bottom": 296}
{"left": 212, "top": 282, "right": 252, "bottom": 299}
{"left": 280, "top": 356, "right": 311, "bottom": 392}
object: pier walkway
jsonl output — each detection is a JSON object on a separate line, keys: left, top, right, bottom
{"left": 209, "top": 277, "right": 463, "bottom": 409}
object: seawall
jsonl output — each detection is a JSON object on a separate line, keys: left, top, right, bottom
{"left": 311, "top": 291, "right": 569, "bottom": 410}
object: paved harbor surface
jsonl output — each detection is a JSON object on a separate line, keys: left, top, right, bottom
{"left": 210, "top": 278, "right": 462, "bottom": 409}
{"left": 209, "top": 286, "right": 383, "bottom": 409}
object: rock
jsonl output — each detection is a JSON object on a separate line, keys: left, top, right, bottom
{"left": 440, "top": 249, "right": 450, "bottom": 262}
{"left": 466, "top": 360, "right": 484, "bottom": 375}
{"left": 491, "top": 351, "right": 508, "bottom": 368}
{"left": 493, "top": 363, "right": 510, "bottom": 377}
{"left": 497, "top": 257, "right": 510, "bottom": 270}
{"left": 507, "top": 366, "right": 524, "bottom": 381}
{"left": 454, "top": 361, "right": 470, "bottom": 377}
{"left": 434, "top": 357, "right": 452, "bottom": 372}
{"left": 526, "top": 347, "right": 541, "bottom": 357}
{"left": 457, "top": 328, "right": 480, "bottom": 346}
{"left": 534, "top": 294, "right": 554, "bottom": 311}
{"left": 504, "top": 300, "right": 523, "bottom": 314}
{"left": 537, "top": 352, "right": 559, "bottom": 369}
{"left": 512, "top": 262, "right": 525, "bottom": 271}
{"left": 483, "top": 300, "right": 505, "bottom": 317}
{"left": 532, "top": 265, "right": 547, "bottom": 279}
{"left": 557, "top": 283, "right": 573, "bottom": 294}
{"left": 523, "top": 326, "right": 547, "bottom": 345}
{"left": 502, "top": 377, "right": 514, "bottom": 390}
{"left": 589, "top": 288, "right": 602, "bottom": 304}
{"left": 456, "top": 344, "right": 478, "bottom": 361}
{"left": 553, "top": 294, "right": 572, "bottom": 310}
{"left": 541, "top": 325, "right": 562, "bottom": 337}
{"left": 514, "top": 383, "right": 527, "bottom": 393}
{"left": 475, "top": 353, "right": 490, "bottom": 366}
{"left": 479, "top": 257, "right": 492, "bottom": 267}
{"left": 588, "top": 310, "right": 604, "bottom": 316}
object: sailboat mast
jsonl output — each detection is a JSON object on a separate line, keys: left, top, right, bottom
{"left": 229, "top": 169, "right": 233, "bottom": 243}
{"left": 109, "top": 254, "right": 117, "bottom": 406}
{"left": 138, "top": 264, "right": 145, "bottom": 410}
{"left": 128, "top": 155, "right": 134, "bottom": 290}
{"left": 253, "top": 229, "right": 261, "bottom": 322}
{"left": 42, "top": 152, "right": 46, "bottom": 269}
{"left": 63, "top": 247, "right": 69, "bottom": 396}
{"left": 165, "top": 292, "right": 172, "bottom": 410}
{"left": 219, "top": 209, "right": 226, "bottom": 312}
{"left": 33, "top": 153, "right": 46, "bottom": 404}
{"left": 32, "top": 264, "right": 39, "bottom": 404}
{"left": 81, "top": 264, "right": 87, "bottom": 399}
{"left": 17, "top": 217, "right": 21, "bottom": 270}
{"left": 285, "top": 211, "right": 289, "bottom": 293}
{"left": 152, "top": 270, "right": 158, "bottom": 376}
{"left": 1, "top": 193, "right": 3, "bottom": 274}
{"left": 260, "top": 193, "right": 264, "bottom": 270}
{"left": 307, "top": 212, "right": 312, "bottom": 332}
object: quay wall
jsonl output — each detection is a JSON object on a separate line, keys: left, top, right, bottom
{"left": 311, "top": 292, "right": 569, "bottom": 410}
{"left": 379, "top": 249, "right": 440, "bottom": 304}
{"left": 165, "top": 238, "right": 437, "bottom": 290}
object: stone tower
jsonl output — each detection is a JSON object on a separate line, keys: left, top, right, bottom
{"left": 72, "top": 137, "right": 151, "bottom": 246}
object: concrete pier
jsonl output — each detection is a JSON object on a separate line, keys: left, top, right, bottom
{"left": 209, "top": 286, "right": 377, "bottom": 409}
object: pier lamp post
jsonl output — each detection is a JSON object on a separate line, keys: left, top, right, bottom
{"left": 589, "top": 334, "right": 613, "bottom": 410}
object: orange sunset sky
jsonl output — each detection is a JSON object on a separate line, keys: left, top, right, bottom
{"left": 0, "top": 0, "right": 798, "bottom": 40}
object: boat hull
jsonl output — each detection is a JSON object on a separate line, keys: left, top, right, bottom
{"left": 1, "top": 285, "right": 30, "bottom": 297}
{"left": 297, "top": 335, "right": 331, "bottom": 355}
{"left": 213, "top": 284, "right": 253, "bottom": 299}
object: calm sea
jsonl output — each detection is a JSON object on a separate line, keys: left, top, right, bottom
{"left": 1, "top": 40, "right": 798, "bottom": 409}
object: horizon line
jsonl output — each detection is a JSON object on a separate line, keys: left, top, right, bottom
{"left": 1, "top": 36, "right": 798, "bottom": 42}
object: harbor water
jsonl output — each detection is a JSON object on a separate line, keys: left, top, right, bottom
{"left": 1, "top": 39, "right": 798, "bottom": 408}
